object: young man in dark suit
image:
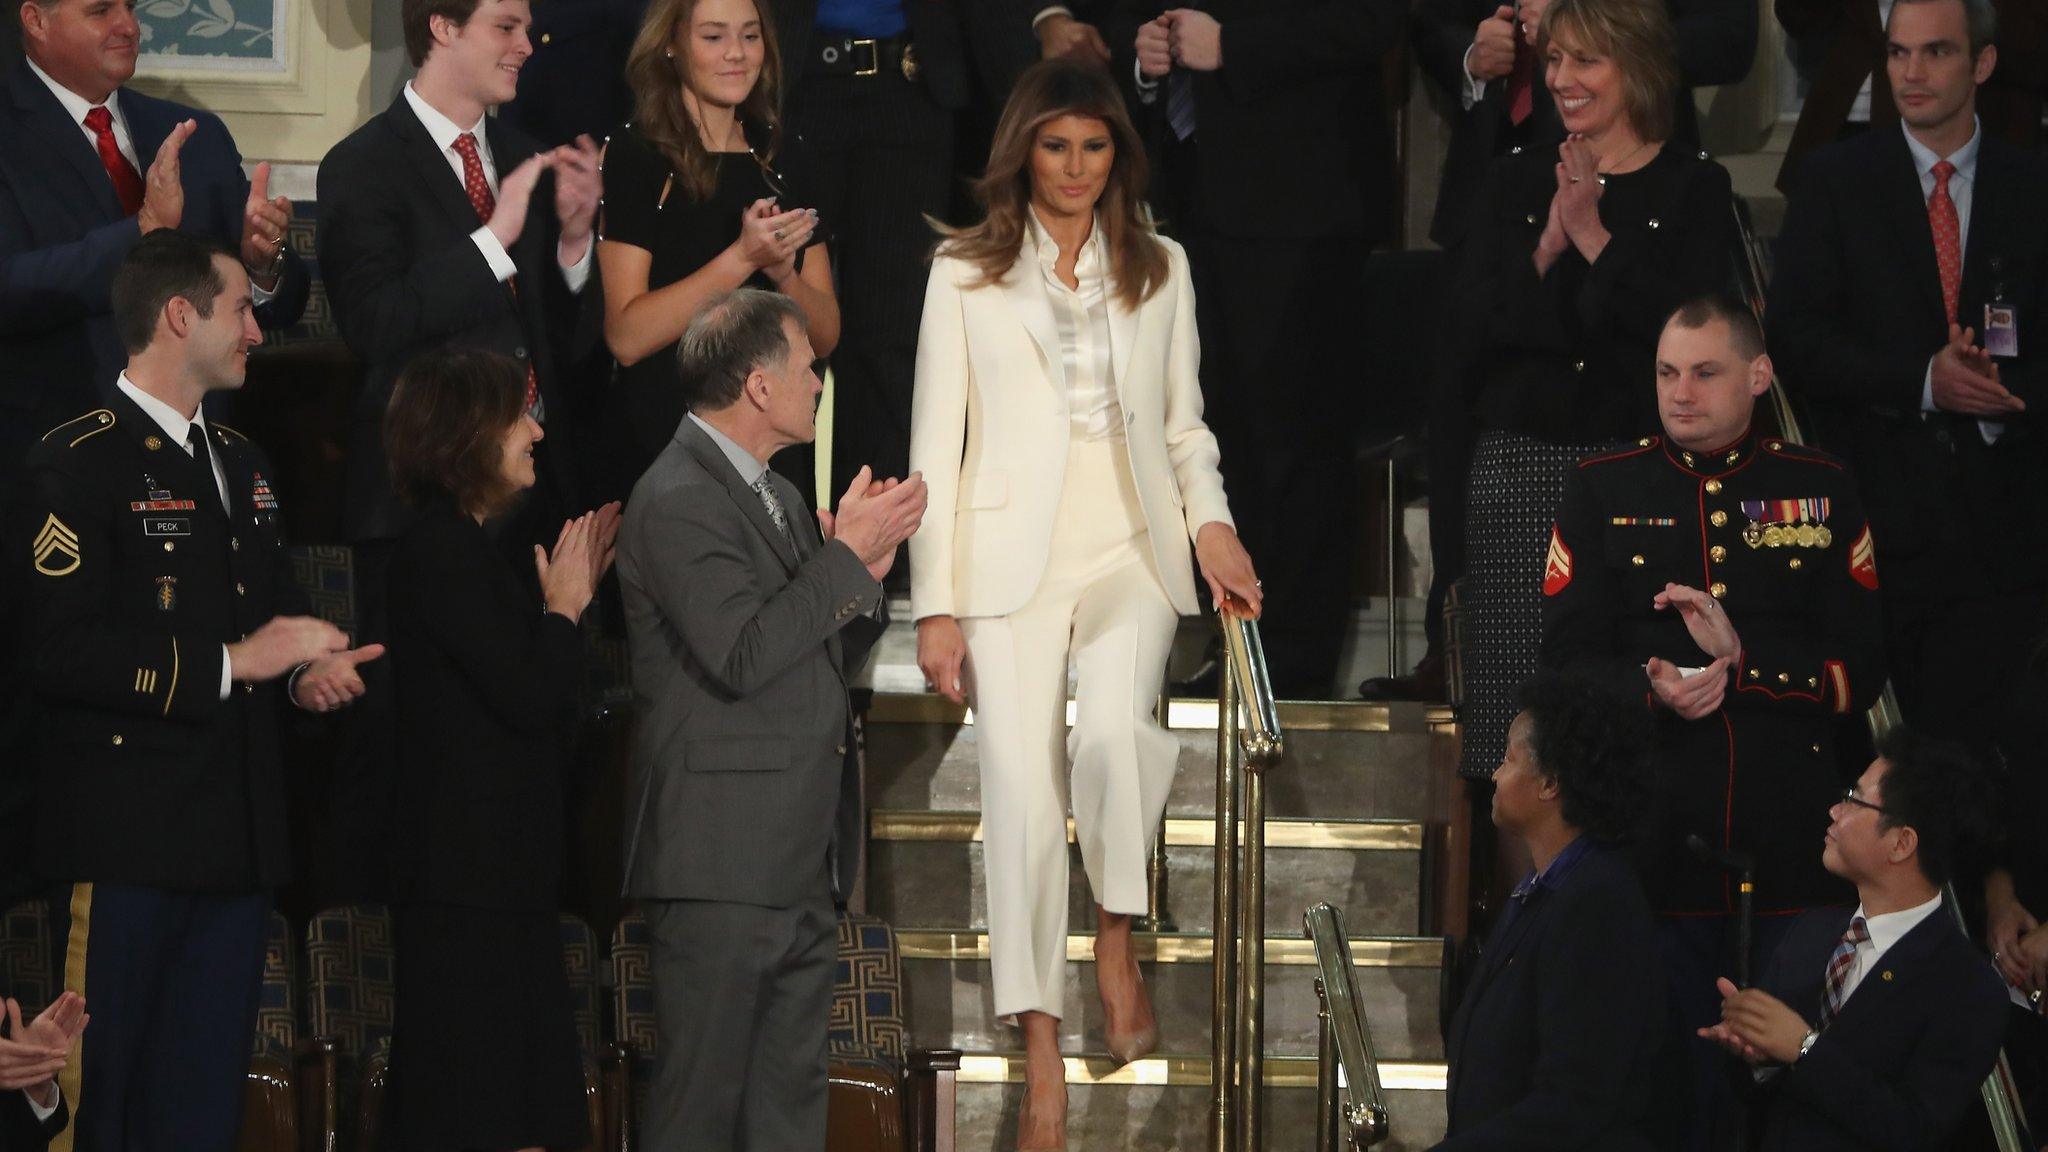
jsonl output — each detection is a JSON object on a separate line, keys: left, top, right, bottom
{"left": 1702, "top": 730, "right": 2008, "bottom": 1150}
{"left": 1768, "top": 0, "right": 2048, "bottom": 758}
{"left": 1092, "top": 0, "right": 1404, "bottom": 698}
{"left": 17, "top": 232, "right": 374, "bottom": 1151}
{"left": 315, "top": 0, "right": 602, "bottom": 901}
{"left": 1434, "top": 671, "right": 1680, "bottom": 1150}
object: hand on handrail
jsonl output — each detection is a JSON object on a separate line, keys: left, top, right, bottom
{"left": 1197, "top": 522, "right": 1262, "bottom": 619}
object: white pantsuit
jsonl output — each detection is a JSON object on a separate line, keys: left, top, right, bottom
{"left": 910, "top": 214, "right": 1234, "bottom": 1021}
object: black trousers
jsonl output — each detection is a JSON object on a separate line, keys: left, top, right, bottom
{"left": 1180, "top": 230, "right": 1367, "bottom": 698}
{"left": 50, "top": 883, "right": 268, "bottom": 1152}
{"left": 785, "top": 67, "right": 954, "bottom": 501}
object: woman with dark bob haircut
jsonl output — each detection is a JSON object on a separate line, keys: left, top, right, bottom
{"left": 380, "top": 347, "right": 621, "bottom": 1152}
{"left": 1434, "top": 669, "right": 1680, "bottom": 1148}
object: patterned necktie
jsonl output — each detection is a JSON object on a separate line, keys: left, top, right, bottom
{"left": 1167, "top": 72, "right": 1198, "bottom": 142}
{"left": 1929, "top": 160, "right": 1962, "bottom": 325}
{"left": 1818, "top": 915, "right": 1870, "bottom": 1030}
{"left": 83, "top": 106, "right": 144, "bottom": 217}
{"left": 1505, "top": 38, "right": 1535, "bottom": 126}
{"left": 752, "top": 475, "right": 795, "bottom": 548}
{"left": 451, "top": 132, "right": 542, "bottom": 418}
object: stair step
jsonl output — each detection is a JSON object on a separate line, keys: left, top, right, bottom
{"left": 898, "top": 931, "right": 1445, "bottom": 1059}
{"left": 871, "top": 810, "right": 1424, "bottom": 851}
{"left": 951, "top": 1054, "right": 1448, "bottom": 1152}
{"left": 863, "top": 696, "right": 1449, "bottom": 822}
{"left": 866, "top": 839, "right": 1422, "bottom": 937}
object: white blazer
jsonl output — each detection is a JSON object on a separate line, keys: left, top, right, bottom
{"left": 908, "top": 230, "right": 1234, "bottom": 622}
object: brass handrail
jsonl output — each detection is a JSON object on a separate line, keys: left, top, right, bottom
{"left": 1732, "top": 197, "right": 2033, "bottom": 1152}
{"left": 1305, "top": 903, "right": 1392, "bottom": 1150}
{"left": 1213, "top": 608, "right": 1286, "bottom": 1152}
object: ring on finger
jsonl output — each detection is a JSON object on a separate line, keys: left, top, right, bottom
{"left": 772, "top": 228, "right": 784, "bottom": 240}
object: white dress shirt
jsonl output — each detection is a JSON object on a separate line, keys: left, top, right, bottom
{"left": 1835, "top": 891, "right": 1945, "bottom": 1005}
{"left": 1025, "top": 208, "right": 1125, "bottom": 442}
{"left": 117, "top": 373, "right": 236, "bottom": 699}
{"left": 29, "top": 58, "right": 278, "bottom": 305}
{"left": 1904, "top": 119, "right": 2001, "bottom": 443}
{"left": 400, "top": 82, "right": 592, "bottom": 291}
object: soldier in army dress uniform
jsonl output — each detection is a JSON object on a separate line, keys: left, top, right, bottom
{"left": 16, "top": 232, "right": 379, "bottom": 1151}
{"left": 1540, "top": 295, "right": 1886, "bottom": 1140}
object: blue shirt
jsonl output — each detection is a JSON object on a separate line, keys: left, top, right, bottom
{"left": 1494, "top": 835, "right": 1596, "bottom": 937}
{"left": 816, "top": 0, "right": 906, "bottom": 38}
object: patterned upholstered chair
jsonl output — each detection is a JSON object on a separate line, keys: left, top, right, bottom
{"left": 238, "top": 910, "right": 312, "bottom": 1152}
{"left": 283, "top": 544, "right": 357, "bottom": 638}
{"left": 303, "top": 905, "right": 395, "bottom": 1152}
{"left": 0, "top": 900, "right": 54, "bottom": 1013}
{"left": 607, "top": 909, "right": 959, "bottom": 1152}
{"left": 559, "top": 913, "right": 610, "bottom": 1152}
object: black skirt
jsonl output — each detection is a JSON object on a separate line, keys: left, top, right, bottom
{"left": 389, "top": 903, "right": 588, "bottom": 1151}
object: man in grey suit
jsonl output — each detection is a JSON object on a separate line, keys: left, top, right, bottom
{"left": 617, "top": 288, "right": 927, "bottom": 1151}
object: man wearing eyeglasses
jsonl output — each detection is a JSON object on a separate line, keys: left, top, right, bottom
{"left": 1700, "top": 729, "right": 2007, "bottom": 1150}
{"left": 1540, "top": 294, "right": 1886, "bottom": 1145}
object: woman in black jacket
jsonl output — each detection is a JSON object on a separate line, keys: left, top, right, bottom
{"left": 1452, "top": 0, "right": 1737, "bottom": 778}
{"left": 381, "top": 348, "right": 620, "bottom": 1152}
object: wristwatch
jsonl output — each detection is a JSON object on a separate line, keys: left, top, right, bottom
{"left": 1794, "top": 1028, "right": 1821, "bottom": 1063}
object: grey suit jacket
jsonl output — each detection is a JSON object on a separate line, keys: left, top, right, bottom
{"left": 618, "top": 419, "right": 885, "bottom": 907}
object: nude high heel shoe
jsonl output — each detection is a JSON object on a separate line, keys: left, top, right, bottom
{"left": 1100, "top": 956, "right": 1159, "bottom": 1065}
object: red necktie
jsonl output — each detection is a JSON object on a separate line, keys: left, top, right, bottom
{"left": 83, "top": 106, "right": 144, "bottom": 217}
{"left": 1929, "top": 159, "right": 1962, "bottom": 324}
{"left": 1505, "top": 38, "right": 1534, "bottom": 126}
{"left": 451, "top": 133, "right": 539, "bottom": 417}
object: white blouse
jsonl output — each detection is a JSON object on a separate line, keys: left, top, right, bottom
{"left": 1026, "top": 209, "right": 1124, "bottom": 442}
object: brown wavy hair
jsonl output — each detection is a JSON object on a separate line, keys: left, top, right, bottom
{"left": 384, "top": 347, "right": 529, "bottom": 519}
{"left": 623, "top": 0, "right": 785, "bottom": 203}
{"left": 1538, "top": 0, "right": 1681, "bottom": 145}
{"left": 935, "top": 58, "right": 1168, "bottom": 311}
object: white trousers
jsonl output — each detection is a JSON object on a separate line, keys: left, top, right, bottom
{"left": 959, "top": 438, "right": 1181, "bottom": 1022}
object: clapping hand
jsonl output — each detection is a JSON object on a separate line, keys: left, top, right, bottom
{"left": 290, "top": 643, "right": 387, "bottom": 714}
{"left": 239, "top": 162, "right": 293, "bottom": 286}
{"left": 1553, "top": 135, "right": 1610, "bottom": 261}
{"left": 1164, "top": 9, "right": 1223, "bottom": 72}
{"left": 1196, "top": 522, "right": 1262, "bottom": 619}
{"left": 831, "top": 466, "right": 927, "bottom": 582}
{"left": 1470, "top": 6, "right": 1519, "bottom": 81}
{"left": 0, "top": 992, "right": 86, "bottom": 1106}
{"left": 486, "top": 153, "right": 554, "bottom": 252}
{"left": 136, "top": 119, "right": 197, "bottom": 235}
{"left": 535, "top": 503, "right": 623, "bottom": 623}
{"left": 1038, "top": 12, "right": 1110, "bottom": 65}
{"left": 1653, "top": 583, "right": 1741, "bottom": 660}
{"left": 1136, "top": 15, "right": 1174, "bottom": 78}
{"left": 1647, "top": 655, "right": 1732, "bottom": 720}
{"left": 551, "top": 134, "right": 603, "bottom": 265}
{"left": 1699, "top": 978, "right": 1810, "bottom": 1065}
{"left": 735, "top": 197, "right": 818, "bottom": 280}
{"left": 1931, "top": 324, "right": 2025, "bottom": 417}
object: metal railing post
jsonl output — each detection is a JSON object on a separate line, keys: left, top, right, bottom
{"left": 1211, "top": 650, "right": 1241, "bottom": 1152}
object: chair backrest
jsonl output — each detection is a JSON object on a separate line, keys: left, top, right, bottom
{"left": 832, "top": 913, "right": 906, "bottom": 1063}
{"left": 0, "top": 900, "right": 51, "bottom": 1016}
{"left": 611, "top": 911, "right": 658, "bottom": 1060}
{"left": 252, "top": 909, "right": 299, "bottom": 1058}
{"left": 559, "top": 912, "right": 601, "bottom": 1058}
{"left": 284, "top": 544, "right": 356, "bottom": 639}
{"left": 304, "top": 905, "right": 394, "bottom": 1057}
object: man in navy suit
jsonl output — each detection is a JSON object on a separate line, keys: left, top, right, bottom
{"left": 1434, "top": 671, "right": 1682, "bottom": 1150}
{"left": 1702, "top": 729, "right": 2009, "bottom": 1150}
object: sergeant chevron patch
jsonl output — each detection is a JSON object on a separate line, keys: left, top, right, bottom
{"left": 33, "top": 514, "right": 79, "bottom": 576}
{"left": 1542, "top": 525, "right": 1573, "bottom": 596}
{"left": 1848, "top": 525, "right": 1878, "bottom": 591}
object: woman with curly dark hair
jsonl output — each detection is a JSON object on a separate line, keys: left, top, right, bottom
{"left": 1433, "top": 670, "right": 1679, "bottom": 1150}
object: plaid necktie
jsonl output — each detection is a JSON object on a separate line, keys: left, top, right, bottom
{"left": 1929, "top": 160, "right": 1962, "bottom": 324}
{"left": 451, "top": 132, "right": 543, "bottom": 420}
{"left": 1818, "top": 915, "right": 1870, "bottom": 1030}
{"left": 752, "top": 475, "right": 795, "bottom": 548}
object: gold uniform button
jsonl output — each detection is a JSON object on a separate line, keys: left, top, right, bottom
{"left": 1573, "top": 360, "right": 1586, "bottom": 372}
{"left": 1788, "top": 557, "right": 1803, "bottom": 570}
{"left": 111, "top": 734, "right": 124, "bottom": 747}
{"left": 243, "top": 682, "right": 254, "bottom": 695}
{"left": 1811, "top": 743, "right": 1823, "bottom": 754}
{"left": 164, "top": 540, "right": 176, "bottom": 553}
{"left": 1647, "top": 217, "right": 1661, "bottom": 229}
{"left": 1749, "top": 669, "right": 1760, "bottom": 680}
{"left": 1631, "top": 554, "right": 1646, "bottom": 567}
{"left": 1525, "top": 213, "right": 1538, "bottom": 225}
{"left": 1807, "top": 676, "right": 1819, "bottom": 688}
{"left": 1710, "top": 511, "right": 1728, "bottom": 527}
{"left": 1709, "top": 582, "right": 1727, "bottom": 599}
{"left": 1710, "top": 545, "right": 1728, "bottom": 562}
{"left": 230, "top": 538, "right": 240, "bottom": 552}
{"left": 236, "top": 582, "right": 246, "bottom": 596}
{"left": 1778, "top": 673, "right": 1790, "bottom": 683}
{"left": 541, "top": 31, "right": 552, "bottom": 44}
{"left": 1704, "top": 479, "right": 1722, "bottom": 494}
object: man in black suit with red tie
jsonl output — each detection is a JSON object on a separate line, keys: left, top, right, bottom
{"left": 1769, "top": 0, "right": 2048, "bottom": 755}
{"left": 1701, "top": 730, "right": 2008, "bottom": 1150}
{"left": 316, "top": 0, "right": 602, "bottom": 900}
